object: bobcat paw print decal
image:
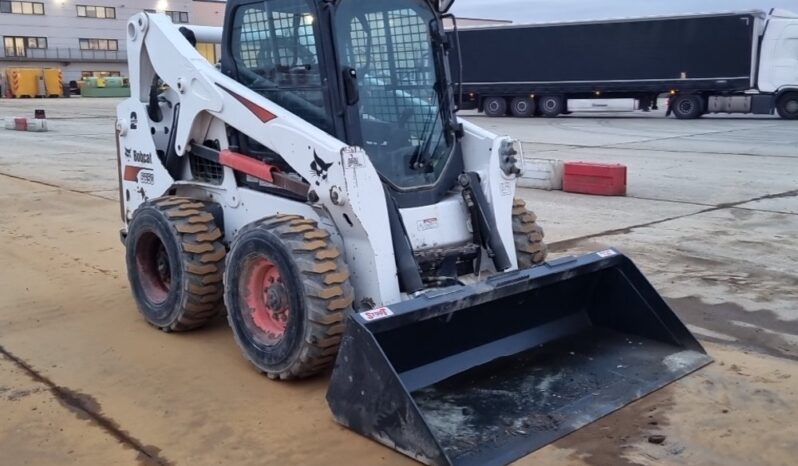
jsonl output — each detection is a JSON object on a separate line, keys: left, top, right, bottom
{"left": 310, "top": 151, "right": 333, "bottom": 186}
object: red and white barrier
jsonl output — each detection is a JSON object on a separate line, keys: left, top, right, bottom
{"left": 518, "top": 159, "right": 628, "bottom": 197}
{"left": 3, "top": 117, "right": 48, "bottom": 132}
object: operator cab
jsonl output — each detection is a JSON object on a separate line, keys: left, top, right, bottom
{"left": 222, "top": 0, "right": 462, "bottom": 207}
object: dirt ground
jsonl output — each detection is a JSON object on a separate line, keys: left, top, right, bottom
{"left": 1, "top": 98, "right": 797, "bottom": 466}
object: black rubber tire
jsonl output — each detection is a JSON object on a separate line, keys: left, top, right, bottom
{"left": 125, "top": 197, "right": 226, "bottom": 332}
{"left": 510, "top": 97, "right": 536, "bottom": 117}
{"left": 483, "top": 96, "right": 508, "bottom": 117}
{"left": 671, "top": 95, "right": 705, "bottom": 120}
{"left": 539, "top": 95, "right": 566, "bottom": 118}
{"left": 224, "top": 215, "right": 354, "bottom": 380}
{"left": 776, "top": 92, "right": 798, "bottom": 120}
{"left": 512, "top": 198, "right": 548, "bottom": 268}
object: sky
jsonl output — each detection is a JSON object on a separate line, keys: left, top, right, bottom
{"left": 452, "top": 0, "right": 798, "bottom": 23}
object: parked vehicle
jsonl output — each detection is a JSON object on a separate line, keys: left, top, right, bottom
{"left": 451, "top": 9, "right": 798, "bottom": 119}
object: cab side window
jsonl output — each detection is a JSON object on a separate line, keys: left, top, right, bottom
{"left": 232, "top": 0, "right": 333, "bottom": 134}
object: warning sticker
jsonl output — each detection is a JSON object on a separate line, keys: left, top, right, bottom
{"left": 596, "top": 249, "right": 618, "bottom": 258}
{"left": 417, "top": 218, "right": 439, "bottom": 232}
{"left": 359, "top": 307, "right": 394, "bottom": 322}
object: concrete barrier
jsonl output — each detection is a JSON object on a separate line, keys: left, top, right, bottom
{"left": 519, "top": 158, "right": 565, "bottom": 190}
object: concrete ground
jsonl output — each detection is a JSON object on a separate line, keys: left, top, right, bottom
{"left": 0, "top": 98, "right": 796, "bottom": 466}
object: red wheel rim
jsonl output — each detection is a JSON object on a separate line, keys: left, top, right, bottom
{"left": 136, "top": 231, "right": 171, "bottom": 305}
{"left": 241, "top": 255, "right": 290, "bottom": 344}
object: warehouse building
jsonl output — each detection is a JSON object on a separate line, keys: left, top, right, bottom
{"left": 0, "top": 0, "right": 225, "bottom": 83}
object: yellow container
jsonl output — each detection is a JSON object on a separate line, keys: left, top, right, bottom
{"left": 7, "top": 68, "right": 42, "bottom": 98}
{"left": 43, "top": 68, "right": 63, "bottom": 97}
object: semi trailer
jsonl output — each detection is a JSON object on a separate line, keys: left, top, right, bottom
{"left": 451, "top": 9, "right": 798, "bottom": 119}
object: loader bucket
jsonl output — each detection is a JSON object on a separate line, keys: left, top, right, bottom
{"left": 327, "top": 249, "right": 711, "bottom": 466}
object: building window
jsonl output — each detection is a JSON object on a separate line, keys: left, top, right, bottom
{"left": 166, "top": 10, "right": 189, "bottom": 23}
{"left": 0, "top": 1, "right": 45, "bottom": 15}
{"left": 3, "top": 36, "right": 47, "bottom": 56}
{"left": 77, "top": 5, "right": 116, "bottom": 19}
{"left": 79, "top": 38, "right": 119, "bottom": 51}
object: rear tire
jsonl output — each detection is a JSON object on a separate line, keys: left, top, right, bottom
{"left": 510, "top": 97, "right": 536, "bottom": 117}
{"left": 224, "top": 215, "right": 354, "bottom": 380}
{"left": 484, "top": 97, "right": 508, "bottom": 117}
{"left": 776, "top": 92, "right": 798, "bottom": 120}
{"left": 539, "top": 95, "right": 565, "bottom": 118}
{"left": 671, "top": 94, "right": 705, "bottom": 119}
{"left": 512, "top": 199, "right": 548, "bottom": 268}
{"left": 125, "top": 197, "right": 226, "bottom": 332}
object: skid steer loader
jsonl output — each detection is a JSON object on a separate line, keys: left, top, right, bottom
{"left": 116, "top": 1, "right": 711, "bottom": 465}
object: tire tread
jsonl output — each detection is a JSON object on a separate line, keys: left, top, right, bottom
{"left": 131, "top": 196, "right": 226, "bottom": 332}
{"left": 225, "top": 216, "right": 354, "bottom": 380}
{"left": 512, "top": 198, "right": 549, "bottom": 268}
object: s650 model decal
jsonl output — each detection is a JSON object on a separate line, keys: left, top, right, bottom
{"left": 123, "top": 166, "right": 154, "bottom": 184}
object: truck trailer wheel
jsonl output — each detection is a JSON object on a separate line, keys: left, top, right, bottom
{"left": 512, "top": 198, "right": 548, "bottom": 268}
{"left": 671, "top": 95, "right": 705, "bottom": 119}
{"left": 510, "top": 97, "right": 536, "bottom": 117}
{"left": 776, "top": 92, "right": 798, "bottom": 120}
{"left": 484, "top": 97, "right": 508, "bottom": 117}
{"left": 224, "top": 215, "right": 354, "bottom": 380}
{"left": 125, "top": 197, "right": 226, "bottom": 332}
{"left": 539, "top": 95, "right": 566, "bottom": 118}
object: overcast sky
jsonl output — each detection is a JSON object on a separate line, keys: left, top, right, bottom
{"left": 452, "top": 0, "right": 798, "bottom": 22}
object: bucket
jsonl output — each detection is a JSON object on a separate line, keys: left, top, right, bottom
{"left": 327, "top": 249, "right": 711, "bottom": 466}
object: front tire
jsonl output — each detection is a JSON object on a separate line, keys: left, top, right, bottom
{"left": 224, "top": 215, "right": 354, "bottom": 380}
{"left": 776, "top": 92, "right": 798, "bottom": 120}
{"left": 512, "top": 199, "right": 548, "bottom": 268}
{"left": 125, "top": 197, "right": 226, "bottom": 332}
{"left": 484, "top": 96, "right": 508, "bottom": 117}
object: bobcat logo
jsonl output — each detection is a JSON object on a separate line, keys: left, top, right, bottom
{"left": 310, "top": 151, "right": 333, "bottom": 186}
{"left": 124, "top": 147, "right": 132, "bottom": 159}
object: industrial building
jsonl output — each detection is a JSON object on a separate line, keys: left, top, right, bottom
{"left": 0, "top": 0, "right": 225, "bottom": 83}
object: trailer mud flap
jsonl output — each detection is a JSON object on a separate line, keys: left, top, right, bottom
{"left": 327, "top": 250, "right": 712, "bottom": 466}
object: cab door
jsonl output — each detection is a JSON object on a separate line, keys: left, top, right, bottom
{"left": 221, "top": 0, "right": 347, "bottom": 159}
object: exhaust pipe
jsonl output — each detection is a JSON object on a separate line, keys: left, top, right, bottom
{"left": 327, "top": 249, "right": 711, "bottom": 466}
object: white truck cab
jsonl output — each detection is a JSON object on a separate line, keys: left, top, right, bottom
{"left": 758, "top": 9, "right": 798, "bottom": 95}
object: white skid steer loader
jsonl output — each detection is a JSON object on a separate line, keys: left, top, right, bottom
{"left": 116, "top": 1, "right": 711, "bottom": 465}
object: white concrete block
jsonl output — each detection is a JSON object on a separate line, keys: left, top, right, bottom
{"left": 3, "top": 117, "right": 19, "bottom": 130}
{"left": 519, "top": 158, "right": 565, "bottom": 190}
{"left": 26, "top": 119, "right": 48, "bottom": 132}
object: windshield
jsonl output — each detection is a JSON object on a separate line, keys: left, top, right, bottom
{"left": 334, "top": 0, "right": 455, "bottom": 189}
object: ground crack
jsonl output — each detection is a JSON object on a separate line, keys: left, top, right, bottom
{"left": 0, "top": 345, "right": 171, "bottom": 466}
{"left": 550, "top": 189, "right": 798, "bottom": 252}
